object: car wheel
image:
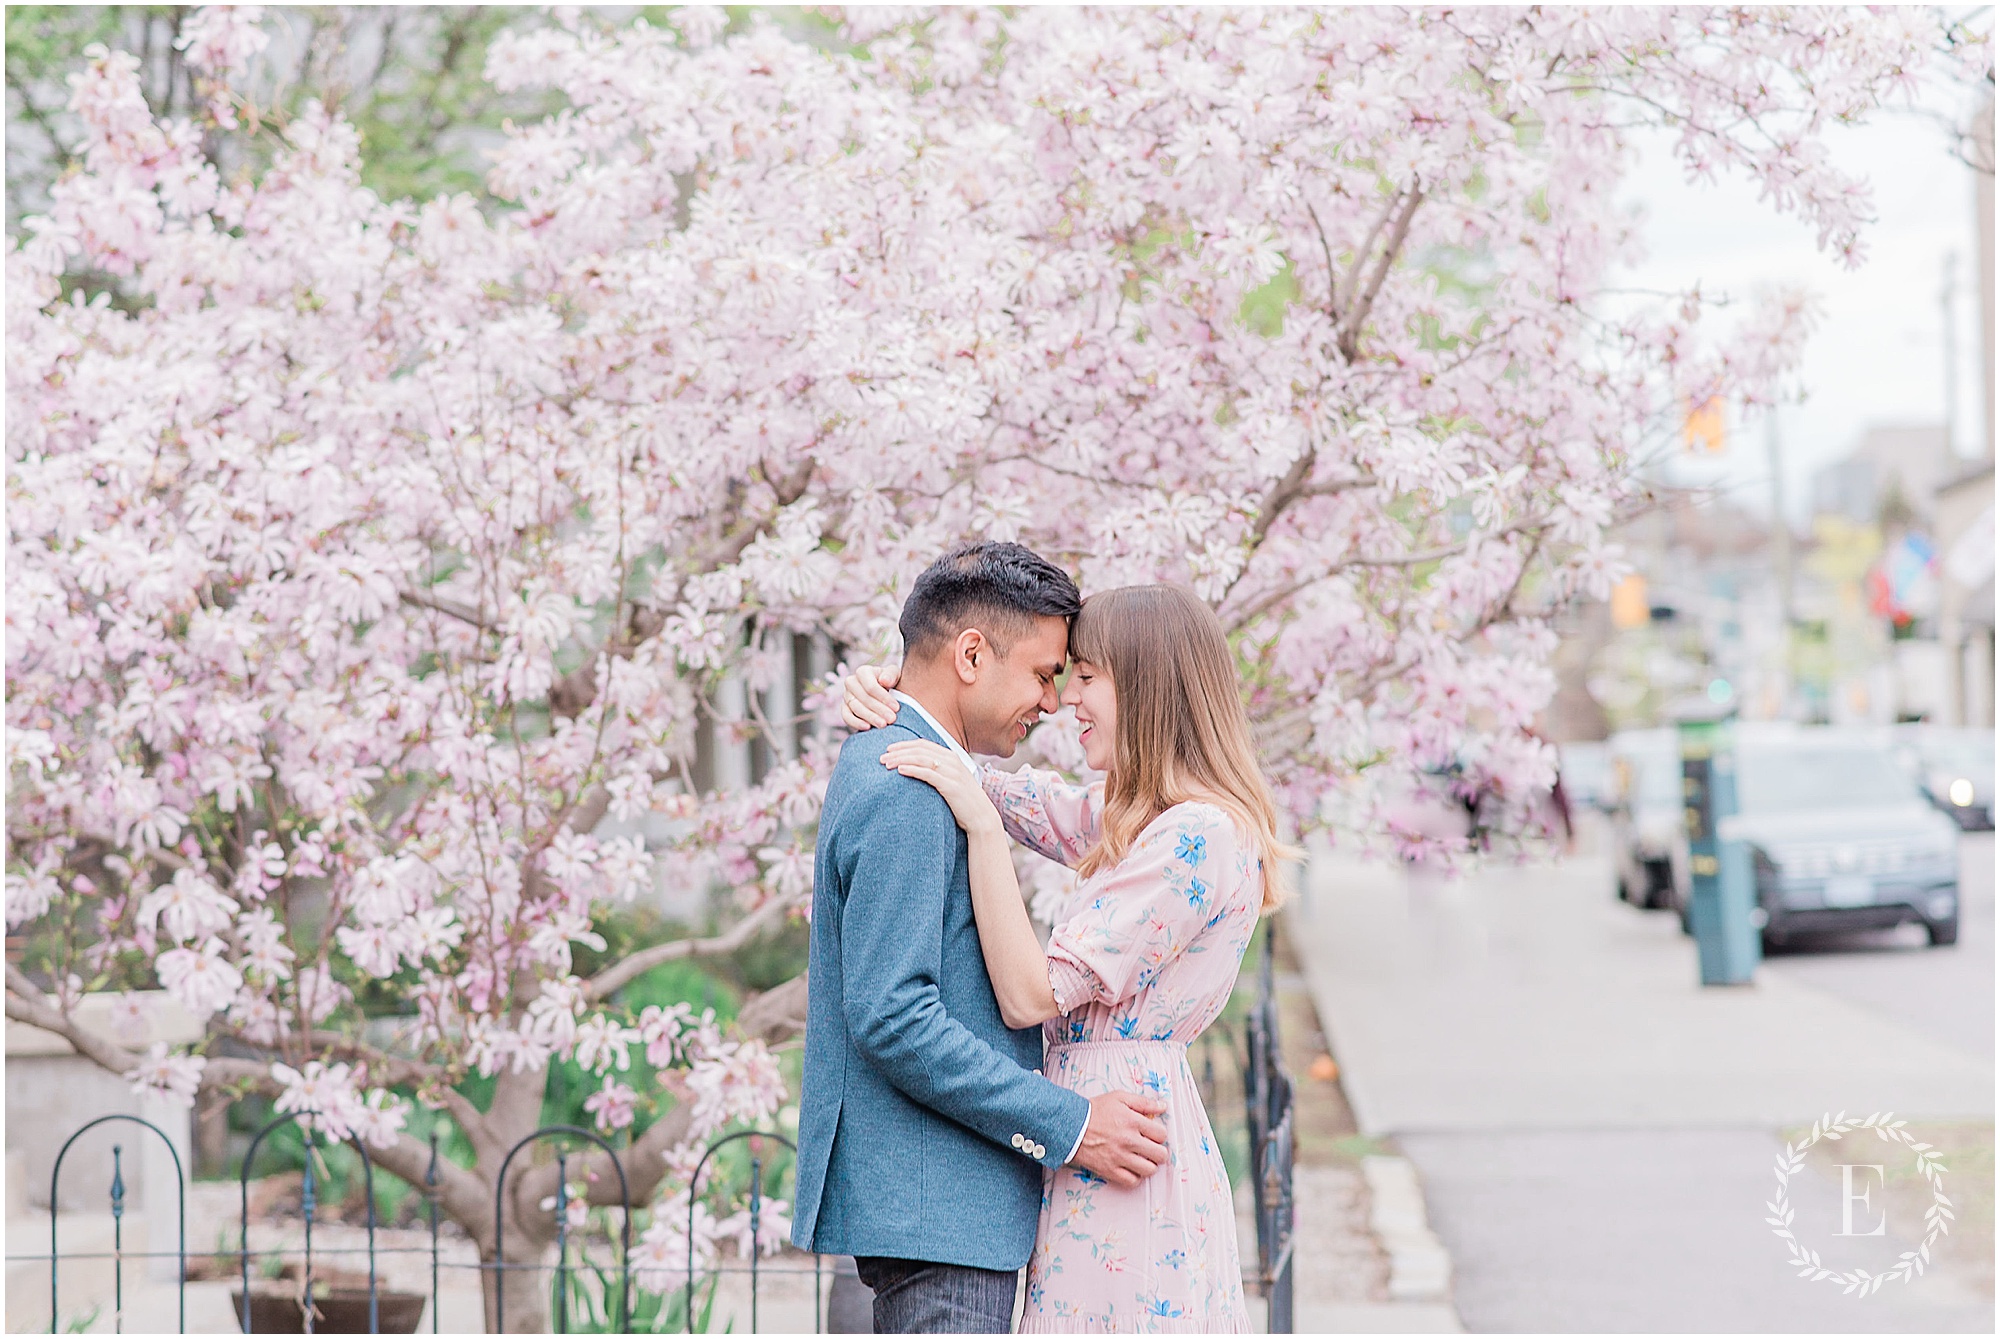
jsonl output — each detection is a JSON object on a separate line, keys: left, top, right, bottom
{"left": 1928, "top": 917, "right": 1960, "bottom": 947}
{"left": 1759, "top": 909, "right": 1787, "bottom": 954}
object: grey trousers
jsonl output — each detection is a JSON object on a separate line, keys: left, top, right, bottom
{"left": 852, "top": 1255, "right": 1018, "bottom": 1334}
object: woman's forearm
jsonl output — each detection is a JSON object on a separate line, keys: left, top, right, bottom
{"left": 964, "top": 826, "right": 1062, "bottom": 1028}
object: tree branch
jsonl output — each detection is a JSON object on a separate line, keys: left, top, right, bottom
{"left": 1304, "top": 199, "right": 1341, "bottom": 322}
{"left": 1242, "top": 451, "right": 1316, "bottom": 559}
{"left": 513, "top": 973, "right": 809, "bottom": 1226}
{"left": 585, "top": 895, "right": 795, "bottom": 1003}
{"left": 399, "top": 588, "right": 493, "bottom": 631}
{"left": 1337, "top": 185, "right": 1424, "bottom": 363}
{"left": 5, "top": 965, "right": 140, "bottom": 1074}
{"left": 512, "top": 1085, "right": 699, "bottom": 1230}
{"left": 365, "top": 1127, "right": 491, "bottom": 1241}
{"left": 1338, "top": 188, "right": 1405, "bottom": 321}
{"left": 291, "top": 1029, "right": 491, "bottom": 1142}
{"left": 200, "top": 1056, "right": 280, "bottom": 1090}
{"left": 732, "top": 972, "right": 809, "bottom": 1047}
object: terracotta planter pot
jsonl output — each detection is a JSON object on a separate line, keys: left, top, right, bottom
{"left": 230, "top": 1287, "right": 426, "bottom": 1333}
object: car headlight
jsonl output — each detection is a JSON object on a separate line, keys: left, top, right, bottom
{"left": 1948, "top": 777, "right": 1976, "bottom": 807}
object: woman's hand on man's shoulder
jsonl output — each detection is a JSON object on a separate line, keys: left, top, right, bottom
{"left": 842, "top": 663, "right": 901, "bottom": 731}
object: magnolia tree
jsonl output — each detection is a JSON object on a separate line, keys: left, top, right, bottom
{"left": 7, "top": 5, "right": 1985, "bottom": 1330}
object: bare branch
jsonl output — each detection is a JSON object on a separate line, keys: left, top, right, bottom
{"left": 5, "top": 966, "right": 140, "bottom": 1074}
{"left": 733, "top": 972, "right": 809, "bottom": 1047}
{"left": 585, "top": 895, "right": 795, "bottom": 1002}
{"left": 1304, "top": 199, "right": 1341, "bottom": 321}
{"left": 1242, "top": 452, "right": 1316, "bottom": 558}
{"left": 399, "top": 587, "right": 494, "bottom": 630}
{"left": 364, "top": 1128, "right": 491, "bottom": 1241}
{"left": 1338, "top": 186, "right": 1425, "bottom": 363}
{"left": 201, "top": 1056, "right": 280, "bottom": 1089}
{"left": 1338, "top": 189, "right": 1404, "bottom": 319}
{"left": 512, "top": 1084, "right": 698, "bottom": 1227}
{"left": 1225, "top": 575, "right": 1323, "bottom": 632}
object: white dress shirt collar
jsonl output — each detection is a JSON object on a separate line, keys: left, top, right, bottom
{"left": 892, "top": 691, "right": 979, "bottom": 776}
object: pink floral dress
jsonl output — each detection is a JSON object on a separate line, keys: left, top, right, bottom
{"left": 980, "top": 764, "right": 1259, "bottom": 1334}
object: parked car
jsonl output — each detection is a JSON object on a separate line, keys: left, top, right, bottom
{"left": 1607, "top": 727, "right": 1688, "bottom": 912}
{"left": 1890, "top": 725, "right": 1994, "bottom": 831}
{"left": 1728, "top": 725, "right": 1962, "bottom": 949}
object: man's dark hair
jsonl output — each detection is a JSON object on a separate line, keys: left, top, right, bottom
{"left": 899, "top": 542, "right": 1082, "bottom": 662}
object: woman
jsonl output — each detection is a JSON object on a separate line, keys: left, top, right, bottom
{"left": 842, "top": 584, "right": 1292, "bottom": 1333}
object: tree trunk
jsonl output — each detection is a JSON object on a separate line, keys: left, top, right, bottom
{"left": 476, "top": 1221, "right": 554, "bottom": 1334}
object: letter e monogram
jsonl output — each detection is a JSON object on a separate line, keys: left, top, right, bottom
{"left": 1837, "top": 1164, "right": 1888, "bottom": 1237}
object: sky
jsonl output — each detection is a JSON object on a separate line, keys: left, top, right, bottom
{"left": 1614, "top": 87, "right": 1992, "bottom": 528}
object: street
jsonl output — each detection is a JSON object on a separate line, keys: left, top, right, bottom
{"left": 1760, "top": 834, "right": 1993, "bottom": 1061}
{"left": 1289, "top": 824, "right": 1994, "bottom": 1332}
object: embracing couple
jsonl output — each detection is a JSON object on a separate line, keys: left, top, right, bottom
{"left": 791, "top": 542, "right": 1290, "bottom": 1333}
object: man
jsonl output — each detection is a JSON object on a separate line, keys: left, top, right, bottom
{"left": 791, "top": 542, "right": 1172, "bottom": 1333}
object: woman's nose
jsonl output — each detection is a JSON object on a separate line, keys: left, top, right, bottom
{"left": 1061, "top": 679, "right": 1081, "bottom": 707}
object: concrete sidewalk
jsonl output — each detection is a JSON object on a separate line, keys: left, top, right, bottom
{"left": 1285, "top": 839, "right": 1994, "bottom": 1332}
{"left": 1288, "top": 846, "right": 1993, "bottom": 1135}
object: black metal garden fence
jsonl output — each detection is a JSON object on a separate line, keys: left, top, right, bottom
{"left": 1191, "top": 929, "right": 1300, "bottom": 1335}
{"left": 1244, "top": 930, "right": 1298, "bottom": 1334}
{"left": 29, "top": 960, "right": 1295, "bottom": 1335}
{"left": 29, "top": 1113, "right": 823, "bottom": 1336}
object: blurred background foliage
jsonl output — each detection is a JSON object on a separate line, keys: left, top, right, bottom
{"left": 4, "top": 6, "right": 850, "bottom": 231}
{"left": 5, "top": 4, "right": 554, "bottom": 228}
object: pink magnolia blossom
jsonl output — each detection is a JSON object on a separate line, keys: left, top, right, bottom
{"left": 573, "top": 1014, "right": 642, "bottom": 1074}
{"left": 348, "top": 1088, "right": 411, "bottom": 1150}
{"left": 173, "top": 5, "right": 269, "bottom": 77}
{"left": 272, "top": 1059, "right": 361, "bottom": 1138}
{"left": 583, "top": 1077, "right": 639, "bottom": 1132}
{"left": 6, "top": 6, "right": 1984, "bottom": 1306}
{"left": 684, "top": 1040, "right": 788, "bottom": 1137}
{"left": 154, "top": 937, "right": 243, "bottom": 1019}
{"left": 137, "top": 867, "right": 237, "bottom": 944}
{"left": 124, "top": 1041, "right": 205, "bottom": 1108}
{"left": 632, "top": 1196, "right": 722, "bottom": 1290}
{"left": 639, "top": 1002, "right": 695, "bottom": 1068}
{"left": 715, "top": 1197, "right": 793, "bottom": 1260}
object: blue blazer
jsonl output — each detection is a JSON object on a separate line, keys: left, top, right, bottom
{"left": 790, "top": 705, "right": 1091, "bottom": 1270}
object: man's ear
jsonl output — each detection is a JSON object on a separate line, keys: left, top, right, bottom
{"left": 952, "top": 628, "right": 986, "bottom": 685}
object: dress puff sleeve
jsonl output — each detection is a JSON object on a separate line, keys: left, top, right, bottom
{"left": 978, "top": 762, "right": 1101, "bottom": 868}
{"left": 1043, "top": 802, "right": 1246, "bottom": 1015}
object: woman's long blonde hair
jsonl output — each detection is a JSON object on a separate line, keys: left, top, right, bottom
{"left": 1070, "top": 585, "right": 1295, "bottom": 912}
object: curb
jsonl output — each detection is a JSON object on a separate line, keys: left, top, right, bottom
{"left": 1361, "top": 1154, "right": 1454, "bottom": 1303}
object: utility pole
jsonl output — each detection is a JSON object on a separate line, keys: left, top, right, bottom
{"left": 1943, "top": 250, "right": 1961, "bottom": 457}
{"left": 1765, "top": 408, "right": 1794, "bottom": 627}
